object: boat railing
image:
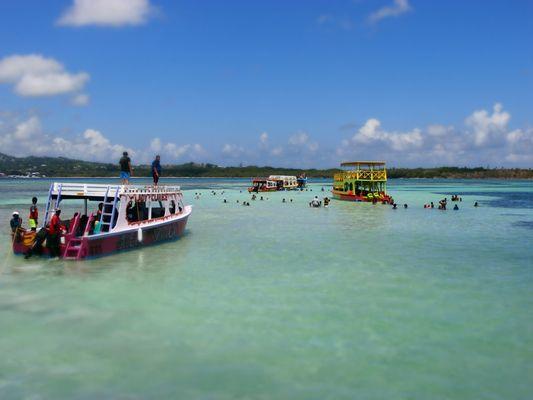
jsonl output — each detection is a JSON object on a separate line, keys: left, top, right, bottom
{"left": 50, "top": 182, "right": 182, "bottom": 197}
{"left": 83, "top": 213, "right": 95, "bottom": 237}
{"left": 334, "top": 170, "right": 387, "bottom": 182}
{"left": 70, "top": 213, "right": 80, "bottom": 235}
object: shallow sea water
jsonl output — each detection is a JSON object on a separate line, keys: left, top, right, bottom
{"left": 0, "top": 178, "right": 532, "bottom": 399}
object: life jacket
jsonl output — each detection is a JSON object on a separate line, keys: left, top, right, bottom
{"left": 29, "top": 205, "right": 38, "bottom": 220}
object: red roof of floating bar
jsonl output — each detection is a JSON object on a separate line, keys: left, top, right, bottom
{"left": 340, "top": 161, "right": 386, "bottom": 166}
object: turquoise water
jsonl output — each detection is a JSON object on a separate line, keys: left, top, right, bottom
{"left": 0, "top": 178, "right": 532, "bottom": 399}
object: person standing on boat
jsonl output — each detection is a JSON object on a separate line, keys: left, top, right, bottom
{"left": 47, "top": 209, "right": 62, "bottom": 258}
{"left": 28, "top": 197, "right": 38, "bottom": 231}
{"left": 152, "top": 155, "right": 162, "bottom": 186}
{"left": 119, "top": 151, "right": 132, "bottom": 185}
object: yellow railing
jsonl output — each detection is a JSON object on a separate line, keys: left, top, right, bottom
{"left": 334, "top": 170, "right": 387, "bottom": 182}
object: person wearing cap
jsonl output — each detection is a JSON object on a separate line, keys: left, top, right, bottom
{"left": 10, "top": 211, "right": 22, "bottom": 233}
{"left": 47, "top": 209, "right": 63, "bottom": 258}
{"left": 119, "top": 151, "right": 133, "bottom": 185}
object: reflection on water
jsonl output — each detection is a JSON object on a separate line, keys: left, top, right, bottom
{"left": 0, "top": 178, "right": 532, "bottom": 399}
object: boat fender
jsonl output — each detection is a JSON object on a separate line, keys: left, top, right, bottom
{"left": 137, "top": 228, "right": 143, "bottom": 243}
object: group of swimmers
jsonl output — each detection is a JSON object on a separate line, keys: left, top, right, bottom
{"left": 422, "top": 197, "right": 480, "bottom": 210}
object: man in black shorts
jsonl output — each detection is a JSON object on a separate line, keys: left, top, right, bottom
{"left": 151, "top": 155, "right": 161, "bottom": 186}
{"left": 119, "top": 151, "right": 132, "bottom": 184}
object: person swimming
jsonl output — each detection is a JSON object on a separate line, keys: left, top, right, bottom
{"left": 309, "top": 196, "right": 321, "bottom": 207}
{"left": 474, "top": 202, "right": 479, "bottom": 207}
{"left": 392, "top": 203, "right": 397, "bottom": 209}
{"left": 404, "top": 204, "right": 408, "bottom": 209}
{"left": 453, "top": 204, "right": 459, "bottom": 210}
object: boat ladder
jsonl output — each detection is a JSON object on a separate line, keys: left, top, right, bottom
{"left": 99, "top": 186, "right": 120, "bottom": 232}
{"left": 63, "top": 237, "right": 84, "bottom": 260}
{"left": 43, "top": 183, "right": 62, "bottom": 226}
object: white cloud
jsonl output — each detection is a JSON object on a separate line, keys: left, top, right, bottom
{"left": 505, "top": 128, "right": 533, "bottom": 164}
{"left": 368, "top": 0, "right": 411, "bottom": 24}
{"left": 351, "top": 118, "right": 423, "bottom": 151}
{"left": 150, "top": 137, "right": 162, "bottom": 152}
{"left": 338, "top": 103, "right": 532, "bottom": 166}
{"left": 13, "top": 116, "right": 42, "bottom": 141}
{"left": 57, "top": 0, "right": 155, "bottom": 27}
{"left": 221, "top": 143, "right": 246, "bottom": 159}
{"left": 0, "top": 54, "right": 89, "bottom": 102}
{"left": 465, "top": 103, "right": 510, "bottom": 147}
{"left": 259, "top": 132, "right": 269, "bottom": 145}
{"left": 71, "top": 93, "right": 90, "bottom": 106}
{"left": 270, "top": 147, "right": 283, "bottom": 156}
{"left": 149, "top": 138, "right": 206, "bottom": 162}
{"left": 0, "top": 115, "right": 208, "bottom": 164}
{"left": 0, "top": 115, "right": 133, "bottom": 162}
{"left": 288, "top": 131, "right": 309, "bottom": 146}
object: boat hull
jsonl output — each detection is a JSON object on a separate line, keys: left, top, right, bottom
{"left": 332, "top": 190, "right": 392, "bottom": 203}
{"left": 13, "top": 210, "right": 190, "bottom": 260}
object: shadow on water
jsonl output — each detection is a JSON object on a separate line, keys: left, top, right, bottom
{"left": 437, "top": 191, "right": 533, "bottom": 209}
{"left": 514, "top": 220, "right": 533, "bottom": 230}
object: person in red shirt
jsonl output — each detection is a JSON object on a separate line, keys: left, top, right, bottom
{"left": 47, "top": 209, "right": 63, "bottom": 258}
{"left": 28, "top": 197, "right": 38, "bottom": 231}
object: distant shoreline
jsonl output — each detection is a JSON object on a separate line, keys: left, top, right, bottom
{"left": 1, "top": 176, "right": 532, "bottom": 180}
{"left": 1, "top": 152, "right": 532, "bottom": 180}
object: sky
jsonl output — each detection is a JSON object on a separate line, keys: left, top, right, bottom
{"left": 0, "top": 0, "right": 532, "bottom": 168}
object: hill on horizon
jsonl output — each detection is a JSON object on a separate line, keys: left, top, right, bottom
{"left": 0, "top": 152, "right": 531, "bottom": 179}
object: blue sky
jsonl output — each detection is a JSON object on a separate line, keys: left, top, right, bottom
{"left": 0, "top": 0, "right": 531, "bottom": 167}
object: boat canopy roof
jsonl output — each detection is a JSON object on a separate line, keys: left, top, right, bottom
{"left": 340, "top": 161, "right": 386, "bottom": 167}
{"left": 268, "top": 175, "right": 297, "bottom": 180}
{"left": 50, "top": 182, "right": 182, "bottom": 201}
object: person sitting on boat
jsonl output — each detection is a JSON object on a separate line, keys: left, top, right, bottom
{"left": 47, "top": 209, "right": 63, "bottom": 258}
{"left": 24, "top": 227, "right": 48, "bottom": 259}
{"left": 77, "top": 214, "right": 88, "bottom": 236}
{"left": 93, "top": 203, "right": 104, "bottom": 233}
{"left": 10, "top": 211, "right": 23, "bottom": 233}
{"left": 28, "top": 197, "right": 38, "bottom": 231}
{"left": 152, "top": 155, "right": 161, "bottom": 186}
{"left": 10, "top": 212, "right": 25, "bottom": 242}
{"left": 126, "top": 201, "right": 136, "bottom": 222}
